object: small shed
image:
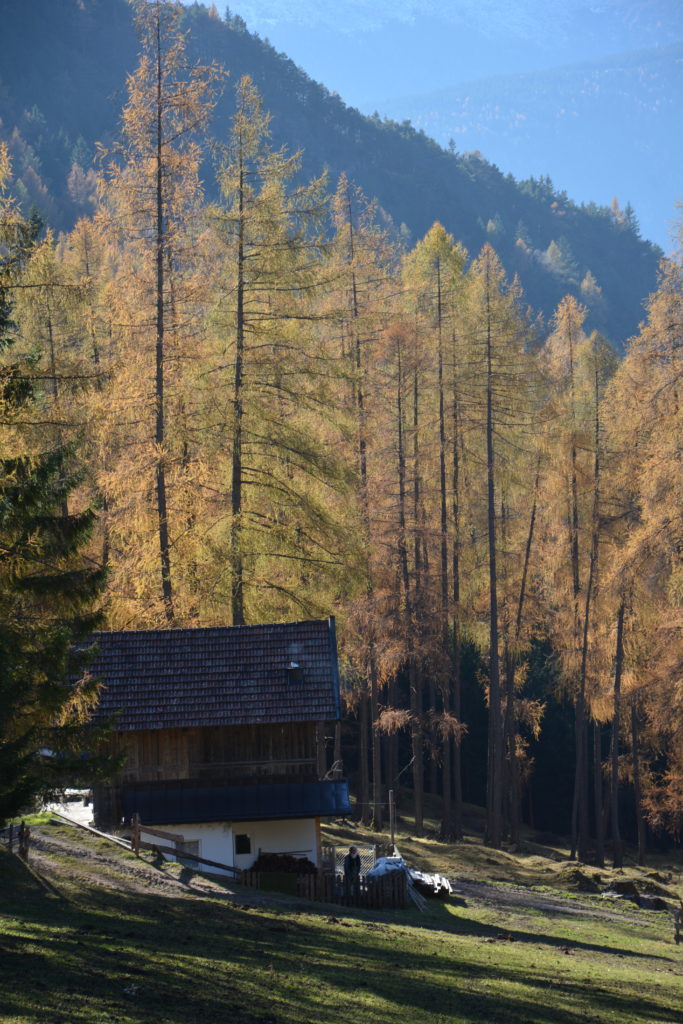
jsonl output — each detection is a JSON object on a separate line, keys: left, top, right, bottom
{"left": 89, "top": 617, "right": 350, "bottom": 873}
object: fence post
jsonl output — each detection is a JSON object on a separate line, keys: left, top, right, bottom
{"left": 132, "top": 813, "right": 140, "bottom": 857}
{"left": 8, "top": 823, "right": 13, "bottom": 854}
{"left": 18, "top": 821, "right": 30, "bottom": 862}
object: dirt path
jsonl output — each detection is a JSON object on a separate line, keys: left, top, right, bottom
{"left": 451, "top": 876, "right": 658, "bottom": 926}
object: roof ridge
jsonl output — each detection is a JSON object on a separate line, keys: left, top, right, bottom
{"left": 93, "top": 617, "right": 330, "bottom": 638}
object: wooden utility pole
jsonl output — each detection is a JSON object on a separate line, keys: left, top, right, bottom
{"left": 389, "top": 789, "right": 396, "bottom": 853}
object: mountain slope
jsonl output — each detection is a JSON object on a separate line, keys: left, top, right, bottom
{"left": 378, "top": 44, "right": 683, "bottom": 250}
{"left": 0, "top": 0, "right": 664, "bottom": 346}
{"left": 231, "top": 0, "right": 683, "bottom": 110}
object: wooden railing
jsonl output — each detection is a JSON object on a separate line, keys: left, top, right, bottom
{"left": 126, "top": 814, "right": 240, "bottom": 877}
{"left": 189, "top": 757, "right": 317, "bottom": 771}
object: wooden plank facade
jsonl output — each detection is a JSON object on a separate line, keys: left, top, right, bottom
{"left": 95, "top": 721, "right": 323, "bottom": 829}
{"left": 106, "top": 722, "right": 319, "bottom": 785}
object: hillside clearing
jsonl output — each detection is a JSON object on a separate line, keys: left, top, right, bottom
{"left": 1, "top": 818, "right": 681, "bottom": 1024}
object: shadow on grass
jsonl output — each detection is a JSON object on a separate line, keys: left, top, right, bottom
{"left": 410, "top": 898, "right": 675, "bottom": 964}
{"left": 1, "top": 848, "right": 679, "bottom": 1024}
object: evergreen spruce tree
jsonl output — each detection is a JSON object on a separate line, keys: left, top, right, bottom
{"left": 0, "top": 449, "right": 111, "bottom": 824}
{"left": 0, "top": 147, "right": 112, "bottom": 823}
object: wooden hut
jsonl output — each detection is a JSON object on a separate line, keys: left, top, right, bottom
{"left": 89, "top": 617, "right": 350, "bottom": 873}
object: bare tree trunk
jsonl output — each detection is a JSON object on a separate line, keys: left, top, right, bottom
{"left": 452, "top": 629, "right": 463, "bottom": 841}
{"left": 347, "top": 189, "right": 383, "bottom": 831}
{"left": 572, "top": 544, "right": 594, "bottom": 862}
{"left": 593, "top": 720, "right": 605, "bottom": 867}
{"left": 388, "top": 675, "right": 400, "bottom": 814}
{"left": 572, "top": 342, "right": 603, "bottom": 861}
{"left": 631, "top": 699, "right": 646, "bottom": 866}
{"left": 436, "top": 260, "right": 449, "bottom": 628}
{"left": 440, "top": 687, "right": 453, "bottom": 840}
{"left": 154, "top": 14, "right": 173, "bottom": 623}
{"left": 435, "top": 259, "right": 451, "bottom": 824}
{"left": 396, "top": 336, "right": 422, "bottom": 835}
{"left": 411, "top": 347, "right": 435, "bottom": 804}
{"left": 358, "top": 688, "right": 370, "bottom": 825}
{"left": 410, "top": 661, "right": 424, "bottom": 835}
{"left": 428, "top": 678, "right": 438, "bottom": 797}
{"left": 370, "top": 654, "right": 383, "bottom": 830}
{"left": 230, "top": 150, "right": 245, "bottom": 626}
{"left": 504, "top": 467, "right": 539, "bottom": 844}
{"left": 412, "top": 356, "right": 421, "bottom": 588}
{"left": 396, "top": 347, "right": 410, "bottom": 605}
{"left": 611, "top": 602, "right": 625, "bottom": 868}
{"left": 503, "top": 643, "right": 519, "bottom": 846}
{"left": 484, "top": 264, "right": 503, "bottom": 849}
{"left": 567, "top": 321, "right": 583, "bottom": 859}
{"left": 450, "top": 345, "right": 463, "bottom": 841}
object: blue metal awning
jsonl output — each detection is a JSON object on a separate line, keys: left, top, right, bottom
{"left": 121, "top": 780, "right": 351, "bottom": 826}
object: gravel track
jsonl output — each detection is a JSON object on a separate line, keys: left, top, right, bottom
{"left": 451, "top": 876, "right": 660, "bottom": 926}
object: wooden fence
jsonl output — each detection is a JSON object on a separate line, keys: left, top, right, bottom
{"left": 0, "top": 822, "right": 30, "bottom": 861}
{"left": 241, "top": 868, "right": 407, "bottom": 909}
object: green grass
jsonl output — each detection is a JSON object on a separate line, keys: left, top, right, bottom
{"left": 1, "top": 819, "right": 682, "bottom": 1024}
{"left": 5, "top": 811, "right": 54, "bottom": 828}
{"left": 322, "top": 805, "right": 683, "bottom": 898}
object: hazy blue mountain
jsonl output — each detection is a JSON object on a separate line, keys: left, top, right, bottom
{"left": 377, "top": 45, "right": 683, "bottom": 250}
{"left": 226, "top": 0, "right": 682, "bottom": 105}
{"left": 0, "top": 0, "right": 665, "bottom": 347}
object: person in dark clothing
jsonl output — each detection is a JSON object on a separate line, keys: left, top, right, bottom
{"left": 343, "top": 845, "right": 361, "bottom": 901}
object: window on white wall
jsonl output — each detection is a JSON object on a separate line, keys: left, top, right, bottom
{"left": 235, "top": 834, "right": 251, "bottom": 855}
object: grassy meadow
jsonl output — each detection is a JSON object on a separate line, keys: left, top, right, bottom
{"left": 0, "top": 814, "right": 681, "bottom": 1024}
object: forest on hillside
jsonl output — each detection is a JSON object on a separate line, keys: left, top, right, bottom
{"left": 1, "top": 0, "right": 682, "bottom": 863}
{"left": 0, "top": 0, "right": 662, "bottom": 347}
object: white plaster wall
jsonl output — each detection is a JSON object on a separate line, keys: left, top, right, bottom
{"left": 142, "top": 817, "right": 318, "bottom": 876}
{"left": 141, "top": 821, "right": 234, "bottom": 877}
{"left": 232, "top": 817, "right": 319, "bottom": 872}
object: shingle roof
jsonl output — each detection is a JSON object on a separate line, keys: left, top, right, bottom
{"left": 89, "top": 617, "right": 342, "bottom": 732}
